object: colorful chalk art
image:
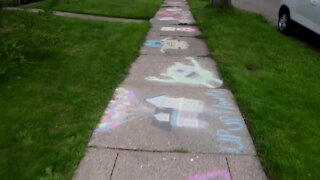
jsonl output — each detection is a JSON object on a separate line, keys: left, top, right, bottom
{"left": 145, "top": 57, "right": 223, "bottom": 88}
{"left": 144, "top": 38, "right": 189, "bottom": 53}
{"left": 145, "top": 95, "right": 208, "bottom": 129}
{"left": 160, "top": 26, "right": 197, "bottom": 33}
{"left": 94, "top": 88, "right": 135, "bottom": 133}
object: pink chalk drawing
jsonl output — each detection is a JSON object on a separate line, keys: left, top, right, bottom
{"left": 161, "top": 26, "right": 198, "bottom": 33}
{"left": 94, "top": 88, "right": 135, "bottom": 133}
{"left": 188, "top": 169, "right": 231, "bottom": 180}
{"left": 156, "top": 9, "right": 192, "bottom": 23}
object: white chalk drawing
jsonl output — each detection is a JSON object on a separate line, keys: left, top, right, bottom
{"left": 216, "top": 129, "right": 244, "bottom": 154}
{"left": 145, "top": 95, "right": 208, "bottom": 129}
{"left": 94, "top": 88, "right": 135, "bottom": 133}
{"left": 145, "top": 57, "right": 223, "bottom": 88}
{"left": 161, "top": 26, "right": 197, "bottom": 33}
{"left": 144, "top": 38, "right": 189, "bottom": 53}
{"left": 166, "top": 8, "right": 183, "bottom": 12}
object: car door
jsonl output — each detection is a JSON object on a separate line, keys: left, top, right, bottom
{"left": 295, "top": 0, "right": 320, "bottom": 34}
{"left": 309, "top": 0, "right": 320, "bottom": 34}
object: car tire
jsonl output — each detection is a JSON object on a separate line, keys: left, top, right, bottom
{"left": 278, "top": 10, "right": 292, "bottom": 34}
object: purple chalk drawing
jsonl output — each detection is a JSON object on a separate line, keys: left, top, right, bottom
{"left": 94, "top": 88, "right": 135, "bottom": 133}
{"left": 188, "top": 169, "right": 231, "bottom": 180}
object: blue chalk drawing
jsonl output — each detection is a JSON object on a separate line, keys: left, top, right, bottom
{"left": 219, "top": 116, "right": 244, "bottom": 131}
{"left": 216, "top": 129, "right": 244, "bottom": 154}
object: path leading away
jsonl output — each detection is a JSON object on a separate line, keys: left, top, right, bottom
{"left": 74, "top": 1, "right": 268, "bottom": 179}
{"left": 232, "top": 0, "right": 280, "bottom": 25}
{"left": 4, "top": 7, "right": 146, "bottom": 23}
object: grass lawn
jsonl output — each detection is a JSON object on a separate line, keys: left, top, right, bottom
{"left": 25, "top": 0, "right": 163, "bottom": 19}
{"left": 0, "top": 11, "right": 149, "bottom": 179}
{"left": 189, "top": 0, "right": 320, "bottom": 179}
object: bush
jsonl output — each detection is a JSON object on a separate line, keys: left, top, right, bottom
{"left": 0, "top": 40, "right": 25, "bottom": 75}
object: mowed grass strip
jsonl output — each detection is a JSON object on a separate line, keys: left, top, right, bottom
{"left": 0, "top": 12, "right": 149, "bottom": 179}
{"left": 26, "top": 0, "right": 163, "bottom": 19}
{"left": 189, "top": 1, "right": 320, "bottom": 179}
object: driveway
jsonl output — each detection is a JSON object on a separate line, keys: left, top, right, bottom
{"left": 232, "top": 0, "right": 280, "bottom": 26}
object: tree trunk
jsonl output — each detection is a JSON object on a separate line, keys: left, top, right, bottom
{"left": 212, "top": 0, "right": 231, "bottom": 8}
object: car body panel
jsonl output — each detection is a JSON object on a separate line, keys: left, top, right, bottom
{"left": 281, "top": 0, "right": 320, "bottom": 34}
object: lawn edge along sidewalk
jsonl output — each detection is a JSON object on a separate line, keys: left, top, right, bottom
{"left": 4, "top": 7, "right": 147, "bottom": 23}
{"left": 73, "top": 0, "right": 268, "bottom": 179}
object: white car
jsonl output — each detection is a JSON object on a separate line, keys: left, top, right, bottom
{"left": 278, "top": 0, "right": 320, "bottom": 35}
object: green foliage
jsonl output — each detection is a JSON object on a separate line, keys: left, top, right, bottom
{"left": 0, "top": 13, "right": 149, "bottom": 179}
{"left": 0, "top": 40, "right": 25, "bottom": 75}
{"left": 189, "top": 0, "right": 320, "bottom": 179}
{"left": 26, "top": 0, "right": 163, "bottom": 19}
{"left": 0, "top": 10, "right": 60, "bottom": 77}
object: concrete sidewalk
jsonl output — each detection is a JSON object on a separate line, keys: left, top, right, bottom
{"left": 74, "top": 1, "right": 268, "bottom": 179}
{"left": 232, "top": 0, "right": 280, "bottom": 25}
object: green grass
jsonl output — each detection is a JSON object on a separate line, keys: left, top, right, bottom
{"left": 189, "top": 1, "right": 320, "bottom": 179}
{"left": 0, "top": 12, "right": 149, "bottom": 179}
{"left": 25, "top": 0, "right": 163, "bottom": 19}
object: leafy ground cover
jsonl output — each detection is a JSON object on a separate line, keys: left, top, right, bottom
{"left": 25, "top": 0, "right": 163, "bottom": 19}
{"left": 0, "top": 11, "right": 149, "bottom": 179}
{"left": 189, "top": 1, "right": 320, "bottom": 179}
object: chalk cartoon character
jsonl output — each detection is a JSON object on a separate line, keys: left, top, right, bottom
{"left": 144, "top": 38, "right": 189, "bottom": 53}
{"left": 145, "top": 57, "right": 223, "bottom": 88}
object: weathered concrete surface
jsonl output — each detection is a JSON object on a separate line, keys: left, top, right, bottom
{"left": 73, "top": 148, "right": 117, "bottom": 180}
{"left": 112, "top": 151, "right": 230, "bottom": 180}
{"left": 150, "top": 7, "right": 195, "bottom": 25}
{"left": 89, "top": 85, "right": 256, "bottom": 155}
{"left": 232, "top": 0, "right": 280, "bottom": 26}
{"left": 227, "top": 155, "right": 268, "bottom": 180}
{"left": 141, "top": 36, "right": 209, "bottom": 56}
{"left": 122, "top": 56, "right": 223, "bottom": 88}
{"left": 148, "top": 25, "right": 201, "bottom": 37}
{"left": 73, "top": 0, "right": 268, "bottom": 179}
{"left": 162, "top": 1, "right": 188, "bottom": 7}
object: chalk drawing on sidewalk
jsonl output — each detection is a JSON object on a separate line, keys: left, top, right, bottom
{"left": 216, "top": 129, "right": 244, "bottom": 154}
{"left": 188, "top": 169, "right": 231, "bottom": 180}
{"left": 94, "top": 88, "right": 135, "bottom": 133}
{"left": 145, "top": 95, "right": 208, "bottom": 129}
{"left": 165, "top": 7, "right": 183, "bottom": 12}
{"left": 207, "top": 90, "right": 246, "bottom": 153}
{"left": 207, "top": 90, "right": 235, "bottom": 112}
{"left": 160, "top": 26, "right": 197, "bottom": 33}
{"left": 156, "top": 10, "right": 192, "bottom": 24}
{"left": 219, "top": 116, "right": 244, "bottom": 131}
{"left": 145, "top": 57, "right": 223, "bottom": 88}
{"left": 144, "top": 38, "right": 189, "bottom": 53}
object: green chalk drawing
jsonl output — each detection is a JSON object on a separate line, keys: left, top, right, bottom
{"left": 145, "top": 57, "right": 223, "bottom": 88}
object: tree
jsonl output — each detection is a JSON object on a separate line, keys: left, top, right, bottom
{"left": 212, "top": 0, "right": 231, "bottom": 8}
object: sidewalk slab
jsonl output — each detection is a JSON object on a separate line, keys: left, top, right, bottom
{"left": 151, "top": 8, "right": 194, "bottom": 25}
{"left": 73, "top": 148, "right": 117, "bottom": 180}
{"left": 112, "top": 151, "right": 230, "bottom": 180}
{"left": 141, "top": 36, "right": 209, "bottom": 56}
{"left": 122, "top": 56, "right": 223, "bottom": 89}
{"left": 89, "top": 85, "right": 256, "bottom": 155}
{"left": 227, "top": 155, "right": 268, "bottom": 180}
{"left": 148, "top": 25, "right": 201, "bottom": 37}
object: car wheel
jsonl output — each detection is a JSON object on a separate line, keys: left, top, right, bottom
{"left": 278, "top": 10, "right": 292, "bottom": 34}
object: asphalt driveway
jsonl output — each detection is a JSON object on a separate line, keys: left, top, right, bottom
{"left": 232, "top": 0, "right": 280, "bottom": 25}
